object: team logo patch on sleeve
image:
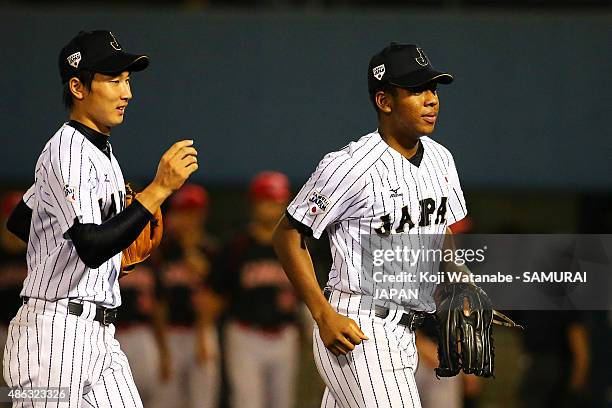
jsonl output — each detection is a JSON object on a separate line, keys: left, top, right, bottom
{"left": 64, "top": 185, "right": 77, "bottom": 203}
{"left": 308, "top": 191, "right": 330, "bottom": 215}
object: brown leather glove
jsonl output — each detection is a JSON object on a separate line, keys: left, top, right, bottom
{"left": 120, "top": 183, "right": 163, "bottom": 274}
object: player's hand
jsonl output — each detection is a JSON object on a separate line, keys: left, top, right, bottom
{"left": 317, "top": 309, "right": 368, "bottom": 356}
{"left": 462, "top": 373, "right": 483, "bottom": 397}
{"left": 152, "top": 140, "right": 198, "bottom": 196}
{"left": 196, "top": 333, "right": 209, "bottom": 366}
{"left": 159, "top": 348, "right": 172, "bottom": 382}
{"left": 569, "top": 366, "right": 587, "bottom": 392}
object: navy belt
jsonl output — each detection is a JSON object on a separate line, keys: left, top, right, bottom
{"left": 22, "top": 297, "right": 118, "bottom": 326}
{"left": 323, "top": 289, "right": 426, "bottom": 331}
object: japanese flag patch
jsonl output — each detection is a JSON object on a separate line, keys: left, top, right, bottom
{"left": 64, "top": 185, "right": 77, "bottom": 203}
{"left": 308, "top": 191, "right": 330, "bottom": 215}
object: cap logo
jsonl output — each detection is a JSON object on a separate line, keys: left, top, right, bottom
{"left": 67, "top": 52, "right": 82, "bottom": 68}
{"left": 109, "top": 32, "right": 122, "bottom": 51}
{"left": 415, "top": 48, "right": 428, "bottom": 67}
{"left": 373, "top": 64, "right": 386, "bottom": 81}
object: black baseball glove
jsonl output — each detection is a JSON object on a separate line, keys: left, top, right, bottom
{"left": 434, "top": 282, "right": 522, "bottom": 378}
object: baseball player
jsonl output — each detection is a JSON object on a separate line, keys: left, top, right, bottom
{"left": 0, "top": 192, "right": 29, "bottom": 408}
{"left": 150, "top": 184, "right": 221, "bottom": 408}
{"left": 114, "top": 263, "right": 163, "bottom": 407}
{"left": 272, "top": 43, "right": 468, "bottom": 408}
{"left": 210, "top": 172, "right": 300, "bottom": 408}
{"left": 3, "top": 30, "right": 198, "bottom": 407}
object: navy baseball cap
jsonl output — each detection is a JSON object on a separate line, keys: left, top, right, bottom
{"left": 368, "top": 43, "right": 453, "bottom": 94}
{"left": 59, "top": 30, "right": 149, "bottom": 83}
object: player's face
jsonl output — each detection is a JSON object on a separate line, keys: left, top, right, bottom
{"left": 251, "top": 199, "right": 287, "bottom": 227}
{"left": 388, "top": 84, "right": 439, "bottom": 139}
{"left": 167, "top": 209, "right": 206, "bottom": 238}
{"left": 80, "top": 72, "right": 132, "bottom": 133}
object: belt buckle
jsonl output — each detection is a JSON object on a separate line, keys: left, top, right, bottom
{"left": 102, "top": 309, "right": 117, "bottom": 326}
{"left": 407, "top": 311, "right": 425, "bottom": 331}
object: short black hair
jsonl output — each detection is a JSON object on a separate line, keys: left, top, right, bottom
{"left": 62, "top": 69, "right": 95, "bottom": 110}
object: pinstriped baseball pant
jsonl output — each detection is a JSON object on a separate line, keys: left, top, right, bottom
{"left": 3, "top": 299, "right": 142, "bottom": 408}
{"left": 313, "top": 291, "right": 422, "bottom": 408}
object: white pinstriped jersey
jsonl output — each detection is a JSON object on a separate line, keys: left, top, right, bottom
{"left": 21, "top": 123, "right": 126, "bottom": 308}
{"left": 287, "top": 130, "right": 467, "bottom": 312}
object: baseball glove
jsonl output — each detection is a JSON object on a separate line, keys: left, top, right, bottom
{"left": 120, "top": 183, "right": 163, "bottom": 274}
{"left": 434, "top": 282, "right": 522, "bottom": 378}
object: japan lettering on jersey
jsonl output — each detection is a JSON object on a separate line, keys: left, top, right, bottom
{"left": 287, "top": 131, "right": 467, "bottom": 312}
{"left": 20, "top": 124, "right": 127, "bottom": 308}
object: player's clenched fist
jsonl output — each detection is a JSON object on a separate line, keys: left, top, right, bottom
{"left": 317, "top": 309, "right": 368, "bottom": 356}
{"left": 137, "top": 140, "right": 199, "bottom": 215}
{"left": 153, "top": 140, "right": 198, "bottom": 194}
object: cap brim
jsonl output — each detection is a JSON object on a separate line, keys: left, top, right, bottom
{"left": 93, "top": 52, "right": 149, "bottom": 75}
{"left": 391, "top": 69, "right": 453, "bottom": 88}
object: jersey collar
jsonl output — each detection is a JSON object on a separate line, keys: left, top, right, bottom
{"left": 375, "top": 130, "right": 425, "bottom": 167}
{"left": 408, "top": 140, "right": 424, "bottom": 167}
{"left": 67, "top": 120, "right": 111, "bottom": 158}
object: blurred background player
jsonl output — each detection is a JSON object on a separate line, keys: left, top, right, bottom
{"left": 0, "top": 192, "right": 28, "bottom": 408}
{"left": 151, "top": 183, "right": 222, "bottom": 408}
{"left": 517, "top": 310, "right": 590, "bottom": 408}
{"left": 114, "top": 262, "right": 165, "bottom": 407}
{"left": 415, "top": 317, "right": 463, "bottom": 407}
{"left": 513, "top": 246, "right": 590, "bottom": 408}
{"left": 210, "top": 171, "right": 300, "bottom": 408}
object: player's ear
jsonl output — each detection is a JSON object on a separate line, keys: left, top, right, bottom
{"left": 68, "top": 77, "right": 86, "bottom": 101}
{"left": 375, "top": 91, "right": 392, "bottom": 114}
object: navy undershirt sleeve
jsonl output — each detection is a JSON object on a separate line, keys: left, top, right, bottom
{"left": 6, "top": 197, "right": 154, "bottom": 269}
{"left": 6, "top": 199, "right": 32, "bottom": 243}
{"left": 285, "top": 210, "right": 314, "bottom": 237}
{"left": 68, "top": 199, "right": 154, "bottom": 269}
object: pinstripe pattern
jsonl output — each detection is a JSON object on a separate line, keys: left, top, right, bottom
{"left": 288, "top": 131, "right": 466, "bottom": 408}
{"left": 21, "top": 123, "right": 126, "bottom": 308}
{"left": 313, "top": 291, "right": 422, "bottom": 408}
{"left": 287, "top": 131, "right": 467, "bottom": 311}
{"left": 3, "top": 301, "right": 142, "bottom": 408}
